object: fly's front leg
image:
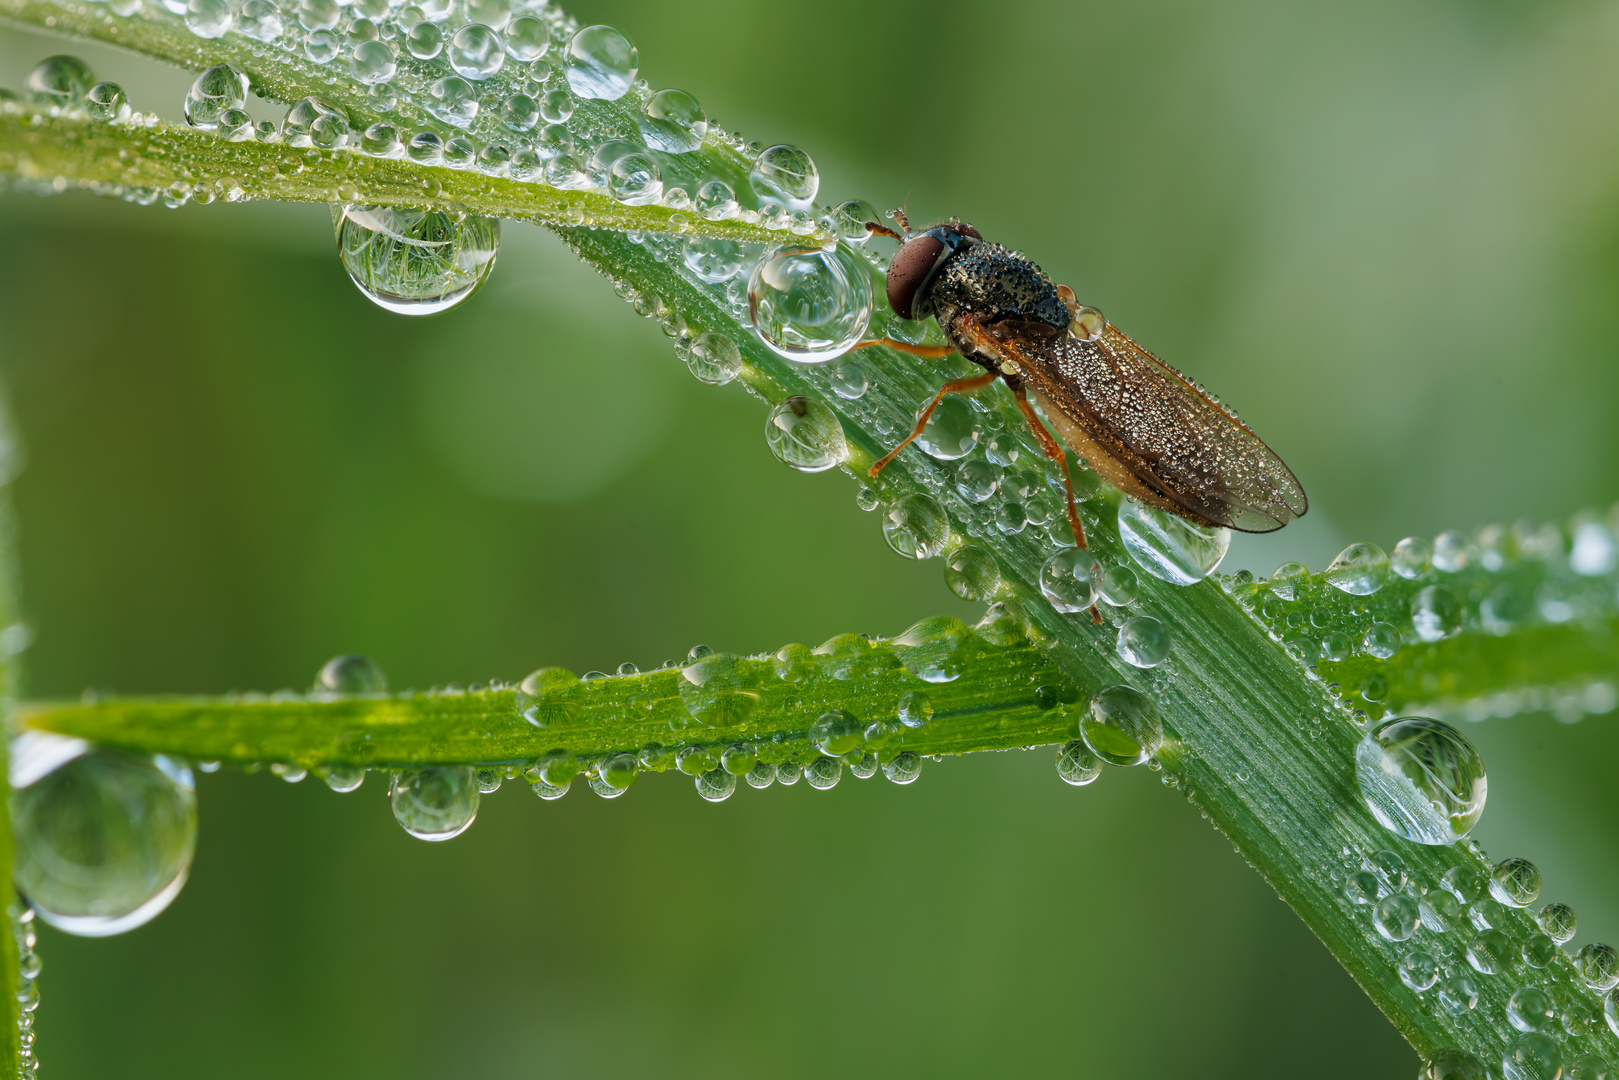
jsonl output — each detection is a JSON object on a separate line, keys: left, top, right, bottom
{"left": 869, "top": 370, "right": 1000, "bottom": 478}
{"left": 1011, "top": 386, "right": 1103, "bottom": 625}
{"left": 847, "top": 338, "right": 957, "bottom": 360}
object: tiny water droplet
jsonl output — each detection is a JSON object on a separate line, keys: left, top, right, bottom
{"left": 1437, "top": 973, "right": 1479, "bottom": 1015}
{"left": 314, "top": 654, "right": 387, "bottom": 694}
{"left": 686, "top": 331, "right": 743, "bottom": 385}
{"left": 1118, "top": 501, "right": 1229, "bottom": 585}
{"left": 391, "top": 766, "right": 478, "bottom": 840}
{"left": 1491, "top": 857, "right": 1543, "bottom": 907}
{"left": 319, "top": 765, "right": 365, "bottom": 793}
{"left": 503, "top": 14, "right": 548, "bottom": 60}
{"left": 283, "top": 96, "right": 348, "bottom": 148}
{"left": 1355, "top": 717, "right": 1486, "bottom": 844}
{"left": 184, "top": 0, "right": 234, "bottom": 37}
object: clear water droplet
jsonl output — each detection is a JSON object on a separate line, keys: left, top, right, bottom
{"left": 1491, "top": 857, "right": 1543, "bottom": 907}
{"left": 744, "top": 761, "right": 776, "bottom": 788}
{"left": 1509, "top": 987, "right": 1557, "bottom": 1033}
{"left": 748, "top": 244, "right": 873, "bottom": 361}
{"left": 517, "top": 668, "right": 581, "bottom": 728}
{"left": 810, "top": 710, "right": 864, "bottom": 756}
{"left": 315, "top": 653, "right": 387, "bottom": 693}
{"left": 827, "top": 358, "right": 870, "bottom": 400}
{"left": 804, "top": 756, "right": 842, "bottom": 790}
{"left": 750, "top": 144, "right": 819, "bottom": 207}
{"left": 564, "top": 24, "right": 637, "bottom": 100}
{"left": 350, "top": 40, "right": 397, "bottom": 84}
{"left": 772, "top": 643, "right": 813, "bottom": 682}
{"left": 1419, "top": 888, "right": 1462, "bottom": 933}
{"left": 944, "top": 545, "right": 999, "bottom": 601}
{"left": 682, "top": 236, "right": 744, "bottom": 283}
{"left": 830, "top": 199, "right": 882, "bottom": 244}
{"left": 86, "top": 81, "right": 130, "bottom": 123}
{"left": 1356, "top": 717, "right": 1486, "bottom": 844}
{"left": 1344, "top": 870, "right": 1380, "bottom": 904}
{"left": 1363, "top": 622, "right": 1401, "bottom": 659}
{"left": 1443, "top": 865, "right": 1488, "bottom": 903}
{"left": 185, "top": 0, "right": 233, "bottom": 37}
{"left": 594, "top": 753, "right": 637, "bottom": 796}
{"left": 1268, "top": 561, "right": 1310, "bottom": 600}
{"left": 1578, "top": 944, "right": 1619, "bottom": 990}
{"left": 1056, "top": 740, "right": 1101, "bottom": 786}
{"left": 319, "top": 765, "right": 365, "bottom": 793}
{"left": 1541, "top": 903, "right": 1578, "bottom": 944}
{"left": 639, "top": 88, "right": 707, "bottom": 153}
{"left": 892, "top": 616, "right": 975, "bottom": 683}
{"left": 1467, "top": 929, "right": 1512, "bottom": 973}
{"left": 1399, "top": 950, "right": 1439, "bottom": 991}
{"left": 238, "top": 0, "right": 283, "bottom": 41}
{"left": 954, "top": 459, "right": 1000, "bottom": 503}
{"left": 1373, "top": 893, "right": 1420, "bottom": 940}
{"left": 1437, "top": 973, "right": 1478, "bottom": 1015}
{"left": 719, "top": 744, "right": 757, "bottom": 776}
{"left": 504, "top": 14, "right": 548, "bottom": 60}
{"left": 1118, "top": 501, "right": 1229, "bottom": 585}
{"left": 1069, "top": 306, "right": 1105, "bottom": 341}
{"left": 881, "top": 494, "right": 949, "bottom": 560}
{"left": 1422, "top": 1049, "right": 1488, "bottom": 1080}
{"left": 297, "top": 0, "right": 337, "bottom": 29}
{"left": 283, "top": 96, "right": 349, "bottom": 147}
{"left": 895, "top": 690, "right": 933, "bottom": 729}
{"left": 406, "top": 20, "right": 444, "bottom": 58}
{"left": 465, "top": 0, "right": 510, "bottom": 29}
{"left": 1081, "top": 684, "right": 1163, "bottom": 767}
{"left": 11, "top": 742, "right": 195, "bottom": 937}
{"left": 1522, "top": 934, "right": 1558, "bottom": 968}
{"left": 1433, "top": 531, "right": 1475, "bottom": 572}
{"left": 1504, "top": 1032, "right": 1563, "bottom": 1080}
{"left": 335, "top": 206, "right": 499, "bottom": 315}
{"left": 883, "top": 751, "right": 922, "bottom": 784}
{"left": 696, "top": 179, "right": 737, "bottom": 221}
{"left": 678, "top": 652, "right": 760, "bottom": 727}
{"left": 913, "top": 396, "right": 978, "bottom": 460}
{"left": 305, "top": 28, "right": 342, "bottom": 64}
{"left": 764, "top": 395, "right": 845, "bottom": 472}
{"left": 27, "top": 56, "right": 95, "bottom": 107}
{"left": 687, "top": 331, "right": 743, "bottom": 385}
{"left": 695, "top": 768, "right": 735, "bottom": 802}
{"left": 1116, "top": 615, "right": 1170, "bottom": 668}
{"left": 1099, "top": 565, "right": 1139, "bottom": 606}
{"left": 1039, "top": 548, "right": 1098, "bottom": 612}
{"left": 1392, "top": 536, "right": 1432, "bottom": 578}
{"left": 1411, "top": 585, "right": 1463, "bottom": 642}
{"left": 608, "top": 151, "right": 662, "bottom": 205}
{"left": 1567, "top": 1053, "right": 1612, "bottom": 1080}
{"left": 391, "top": 766, "right": 478, "bottom": 840}
{"left": 1325, "top": 542, "right": 1389, "bottom": 595}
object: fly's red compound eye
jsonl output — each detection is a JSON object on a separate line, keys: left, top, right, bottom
{"left": 885, "top": 234, "right": 945, "bottom": 320}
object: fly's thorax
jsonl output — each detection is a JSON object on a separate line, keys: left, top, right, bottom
{"left": 927, "top": 243, "right": 1069, "bottom": 330}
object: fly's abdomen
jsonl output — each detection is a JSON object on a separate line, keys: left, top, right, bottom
{"left": 930, "top": 243, "right": 1070, "bottom": 329}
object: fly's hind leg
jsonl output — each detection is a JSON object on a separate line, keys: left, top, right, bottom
{"left": 869, "top": 370, "right": 999, "bottom": 478}
{"left": 848, "top": 338, "right": 957, "bottom": 360}
{"left": 1011, "top": 386, "right": 1103, "bottom": 625}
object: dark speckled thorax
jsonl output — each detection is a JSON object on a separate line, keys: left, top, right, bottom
{"left": 926, "top": 242, "right": 1070, "bottom": 331}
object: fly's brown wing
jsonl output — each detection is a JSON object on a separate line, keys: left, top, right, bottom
{"left": 1003, "top": 322, "right": 1308, "bottom": 533}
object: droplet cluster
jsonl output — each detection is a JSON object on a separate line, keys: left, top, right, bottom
{"left": 11, "top": 907, "right": 39, "bottom": 1079}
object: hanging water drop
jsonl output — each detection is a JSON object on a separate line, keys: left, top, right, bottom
{"left": 390, "top": 766, "right": 478, "bottom": 840}
{"left": 748, "top": 244, "right": 873, "bottom": 360}
{"left": 335, "top": 206, "right": 499, "bottom": 315}
{"left": 883, "top": 752, "right": 922, "bottom": 784}
{"left": 764, "top": 396, "right": 846, "bottom": 472}
{"left": 687, "top": 332, "right": 743, "bottom": 385}
{"left": 319, "top": 765, "right": 365, "bottom": 793}
{"left": 595, "top": 753, "right": 638, "bottom": 796}
{"left": 1118, "top": 501, "right": 1229, "bottom": 585}
{"left": 1081, "top": 684, "right": 1163, "bottom": 767}
{"left": 10, "top": 737, "right": 196, "bottom": 937}
{"left": 564, "top": 24, "right": 637, "bottom": 100}
{"left": 1056, "top": 740, "right": 1101, "bottom": 786}
{"left": 1116, "top": 615, "right": 1170, "bottom": 668}
{"left": 1354, "top": 717, "right": 1486, "bottom": 844}
{"left": 881, "top": 494, "right": 948, "bottom": 560}
{"left": 695, "top": 768, "right": 735, "bottom": 802}
{"left": 804, "top": 757, "right": 842, "bottom": 790}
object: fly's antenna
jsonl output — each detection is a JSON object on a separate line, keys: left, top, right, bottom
{"left": 889, "top": 206, "right": 913, "bottom": 235}
{"left": 865, "top": 221, "right": 904, "bottom": 242}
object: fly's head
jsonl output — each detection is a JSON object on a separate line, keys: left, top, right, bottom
{"left": 877, "top": 219, "right": 981, "bottom": 321}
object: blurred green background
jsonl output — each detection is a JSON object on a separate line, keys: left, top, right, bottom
{"left": 3, "top": 0, "right": 1619, "bottom": 1074}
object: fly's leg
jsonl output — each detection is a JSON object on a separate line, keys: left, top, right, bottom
{"left": 869, "top": 370, "right": 999, "bottom": 478}
{"left": 865, "top": 222, "right": 905, "bottom": 242}
{"left": 848, "top": 338, "right": 957, "bottom": 360}
{"left": 1011, "top": 386, "right": 1103, "bottom": 625}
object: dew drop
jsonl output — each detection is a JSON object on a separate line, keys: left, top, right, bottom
{"left": 1420, "top": 889, "right": 1462, "bottom": 933}
{"left": 1081, "top": 684, "right": 1163, "bottom": 767}
{"left": 1100, "top": 565, "right": 1139, "bottom": 606}
{"left": 1370, "top": 892, "right": 1420, "bottom": 941}
{"left": 764, "top": 395, "right": 845, "bottom": 472}
{"left": 1399, "top": 949, "right": 1439, "bottom": 991}
{"left": 1509, "top": 987, "right": 1558, "bottom": 1034}
{"left": 474, "top": 767, "right": 503, "bottom": 794}
{"left": 314, "top": 653, "right": 387, "bottom": 694}
{"left": 1491, "top": 858, "right": 1543, "bottom": 907}
{"left": 881, "top": 494, "right": 949, "bottom": 560}
{"left": 750, "top": 144, "right": 819, "bottom": 207}
{"left": 1392, "top": 536, "right": 1432, "bottom": 579}
{"left": 896, "top": 690, "right": 933, "bottom": 728}
{"left": 804, "top": 756, "right": 842, "bottom": 790}
{"left": 810, "top": 710, "right": 864, "bottom": 757}
{"left": 283, "top": 96, "right": 349, "bottom": 147}
{"left": 687, "top": 331, "right": 743, "bottom": 385}
{"left": 1412, "top": 585, "right": 1464, "bottom": 642}
{"left": 564, "top": 24, "right": 637, "bottom": 100}
{"left": 678, "top": 652, "right": 760, "bottom": 727}
{"left": 744, "top": 761, "right": 776, "bottom": 788}
{"left": 682, "top": 236, "right": 744, "bottom": 283}
{"left": 1344, "top": 870, "right": 1380, "bottom": 904}
{"left": 1118, "top": 501, "right": 1230, "bottom": 585}
{"left": 1444, "top": 865, "right": 1488, "bottom": 904}
{"left": 1056, "top": 740, "right": 1101, "bottom": 786}
{"left": 297, "top": 0, "right": 337, "bottom": 28}
{"left": 26, "top": 56, "right": 95, "bottom": 107}
{"left": 696, "top": 179, "right": 737, "bottom": 221}
{"left": 10, "top": 738, "right": 195, "bottom": 937}
{"left": 185, "top": 66, "right": 249, "bottom": 133}
{"left": 1522, "top": 934, "right": 1558, "bottom": 968}
{"left": 319, "top": 765, "right": 365, "bottom": 793}
{"left": 883, "top": 751, "right": 922, "bottom": 784}
{"left": 748, "top": 244, "right": 873, "bottom": 360}
{"left": 595, "top": 753, "right": 637, "bottom": 795}
{"left": 335, "top": 206, "right": 499, "bottom": 315}
{"left": 1568, "top": 1053, "right": 1612, "bottom": 1080}
{"left": 237, "top": 0, "right": 283, "bottom": 41}
{"left": 944, "top": 544, "right": 999, "bottom": 601}
{"left": 1504, "top": 1032, "right": 1563, "bottom": 1080}
{"left": 893, "top": 615, "right": 975, "bottom": 683}
{"left": 1578, "top": 944, "right": 1619, "bottom": 990}
{"left": 1116, "top": 615, "right": 1170, "bottom": 668}
{"left": 772, "top": 643, "right": 813, "bottom": 683}
{"left": 1540, "top": 903, "right": 1578, "bottom": 944}
{"left": 640, "top": 88, "right": 707, "bottom": 153}
{"left": 775, "top": 761, "right": 803, "bottom": 786}
{"left": 1325, "top": 542, "right": 1389, "bottom": 595}
{"left": 85, "top": 82, "right": 130, "bottom": 123}
{"left": 1433, "top": 531, "right": 1474, "bottom": 572}
{"left": 913, "top": 396, "right": 978, "bottom": 460}
{"left": 406, "top": 21, "right": 444, "bottom": 58}
{"left": 1039, "top": 548, "right": 1098, "bottom": 612}
{"left": 185, "top": 0, "right": 233, "bottom": 38}
{"left": 1355, "top": 717, "right": 1486, "bottom": 844}
{"left": 1466, "top": 928, "right": 1512, "bottom": 973}
{"left": 350, "top": 39, "right": 397, "bottom": 84}
{"left": 464, "top": 0, "right": 510, "bottom": 29}
{"left": 830, "top": 199, "right": 882, "bottom": 243}
{"left": 953, "top": 459, "right": 1000, "bottom": 503}
{"left": 390, "top": 766, "right": 478, "bottom": 840}
{"left": 695, "top": 768, "right": 735, "bottom": 802}
{"left": 1269, "top": 561, "right": 1310, "bottom": 600}
{"left": 1363, "top": 621, "right": 1402, "bottom": 659}
{"left": 1069, "top": 306, "right": 1105, "bottom": 342}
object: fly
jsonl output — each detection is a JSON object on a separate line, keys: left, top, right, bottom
{"left": 852, "top": 209, "right": 1308, "bottom": 558}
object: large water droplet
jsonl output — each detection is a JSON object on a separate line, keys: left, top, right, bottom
{"left": 1412, "top": 585, "right": 1463, "bottom": 642}
{"left": 913, "top": 396, "right": 979, "bottom": 460}
{"left": 1504, "top": 1033, "right": 1563, "bottom": 1080}
{"left": 881, "top": 494, "right": 948, "bottom": 559}
{"left": 11, "top": 737, "right": 196, "bottom": 936}
{"left": 406, "top": 21, "right": 444, "bottom": 58}
{"left": 1081, "top": 684, "right": 1163, "bottom": 767}
{"left": 238, "top": 0, "right": 283, "bottom": 41}
{"left": 944, "top": 544, "right": 999, "bottom": 601}
{"left": 1578, "top": 944, "right": 1619, "bottom": 990}
{"left": 748, "top": 244, "right": 873, "bottom": 361}
{"left": 1116, "top": 615, "right": 1170, "bottom": 668}
{"left": 85, "top": 81, "right": 130, "bottom": 123}
{"left": 764, "top": 396, "right": 845, "bottom": 472}
{"left": 1423, "top": 1049, "right": 1488, "bottom": 1080}
{"left": 608, "top": 151, "right": 662, "bottom": 205}
{"left": 750, "top": 144, "right": 819, "bottom": 207}
{"left": 1056, "top": 740, "right": 1101, "bottom": 786}
{"left": 1509, "top": 987, "right": 1557, "bottom": 1033}
{"left": 1355, "top": 717, "right": 1486, "bottom": 844}
{"left": 1040, "top": 548, "right": 1098, "bottom": 613}
{"left": 314, "top": 653, "right": 387, "bottom": 693}
{"left": 518, "top": 668, "right": 581, "bottom": 727}
{"left": 687, "top": 331, "right": 743, "bottom": 385}
{"left": 335, "top": 206, "right": 499, "bottom": 315}
{"left": 682, "top": 236, "right": 744, "bottom": 283}
{"left": 564, "top": 24, "right": 637, "bottom": 100}
{"left": 350, "top": 40, "right": 397, "bottom": 84}
{"left": 810, "top": 710, "right": 864, "bottom": 757}
{"left": 390, "top": 766, "right": 478, "bottom": 840}
{"left": 282, "top": 96, "right": 349, "bottom": 147}
{"left": 1490, "top": 857, "right": 1542, "bottom": 907}
{"left": 503, "top": 15, "right": 547, "bottom": 60}
{"left": 640, "top": 88, "right": 707, "bottom": 153}
{"left": 1118, "top": 501, "right": 1229, "bottom": 585}
{"left": 1325, "top": 542, "right": 1389, "bottom": 595}
{"left": 1541, "top": 903, "right": 1578, "bottom": 943}
{"left": 185, "top": 0, "right": 233, "bottom": 37}
{"left": 679, "top": 652, "right": 761, "bottom": 727}
{"left": 892, "top": 615, "right": 975, "bottom": 683}
{"left": 26, "top": 56, "right": 95, "bottom": 107}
